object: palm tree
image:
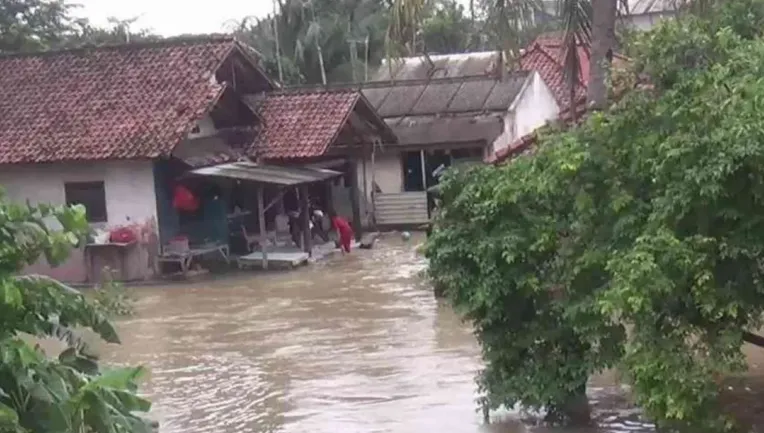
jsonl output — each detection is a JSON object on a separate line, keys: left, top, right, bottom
{"left": 232, "top": 0, "right": 392, "bottom": 85}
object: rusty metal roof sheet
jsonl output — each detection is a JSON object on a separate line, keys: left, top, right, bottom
{"left": 189, "top": 161, "right": 342, "bottom": 186}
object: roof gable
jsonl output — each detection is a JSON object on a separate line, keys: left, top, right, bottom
{"left": 245, "top": 90, "right": 362, "bottom": 160}
{"left": 0, "top": 36, "right": 241, "bottom": 164}
{"left": 519, "top": 40, "right": 588, "bottom": 107}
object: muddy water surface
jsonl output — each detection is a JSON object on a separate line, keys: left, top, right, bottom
{"left": 98, "top": 234, "right": 758, "bottom": 433}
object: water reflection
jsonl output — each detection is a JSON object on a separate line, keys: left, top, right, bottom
{"left": 101, "top": 233, "right": 661, "bottom": 433}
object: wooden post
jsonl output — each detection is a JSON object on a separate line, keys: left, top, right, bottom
{"left": 299, "top": 184, "right": 312, "bottom": 255}
{"left": 257, "top": 185, "right": 268, "bottom": 270}
{"left": 370, "top": 140, "right": 377, "bottom": 228}
{"left": 348, "top": 160, "right": 363, "bottom": 240}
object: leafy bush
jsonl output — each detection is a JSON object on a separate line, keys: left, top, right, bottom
{"left": 425, "top": 1, "right": 764, "bottom": 431}
{"left": 0, "top": 191, "right": 151, "bottom": 432}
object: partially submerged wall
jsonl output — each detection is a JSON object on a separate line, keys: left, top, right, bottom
{"left": 0, "top": 160, "right": 160, "bottom": 283}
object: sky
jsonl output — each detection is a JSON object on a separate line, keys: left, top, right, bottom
{"left": 74, "top": 0, "right": 472, "bottom": 37}
{"left": 74, "top": 0, "right": 274, "bottom": 36}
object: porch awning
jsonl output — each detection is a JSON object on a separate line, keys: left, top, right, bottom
{"left": 187, "top": 161, "right": 343, "bottom": 186}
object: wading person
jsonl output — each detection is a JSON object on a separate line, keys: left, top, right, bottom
{"left": 330, "top": 212, "right": 354, "bottom": 254}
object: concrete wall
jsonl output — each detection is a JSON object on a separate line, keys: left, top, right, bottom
{"left": 188, "top": 114, "right": 217, "bottom": 139}
{"left": 622, "top": 11, "right": 674, "bottom": 31}
{"left": 0, "top": 160, "right": 159, "bottom": 283}
{"left": 364, "top": 150, "right": 403, "bottom": 196}
{"left": 493, "top": 71, "right": 560, "bottom": 155}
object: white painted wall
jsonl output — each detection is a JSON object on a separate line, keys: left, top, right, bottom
{"left": 0, "top": 160, "right": 159, "bottom": 283}
{"left": 492, "top": 71, "right": 560, "bottom": 155}
{"left": 325, "top": 152, "right": 402, "bottom": 228}
{"left": 188, "top": 114, "right": 217, "bottom": 139}
{"left": 364, "top": 151, "right": 403, "bottom": 197}
{"left": 622, "top": 11, "right": 675, "bottom": 31}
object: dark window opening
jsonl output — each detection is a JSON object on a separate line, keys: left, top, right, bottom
{"left": 65, "top": 181, "right": 107, "bottom": 223}
{"left": 402, "top": 151, "right": 425, "bottom": 192}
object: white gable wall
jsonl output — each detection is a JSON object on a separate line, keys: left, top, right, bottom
{"left": 492, "top": 71, "right": 560, "bottom": 156}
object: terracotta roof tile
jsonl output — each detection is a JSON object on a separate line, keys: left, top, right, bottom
{"left": 490, "top": 34, "right": 627, "bottom": 164}
{"left": 519, "top": 37, "right": 589, "bottom": 108}
{"left": 0, "top": 37, "right": 236, "bottom": 164}
{"left": 247, "top": 90, "right": 360, "bottom": 160}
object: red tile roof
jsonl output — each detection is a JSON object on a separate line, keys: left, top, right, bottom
{"left": 248, "top": 89, "right": 393, "bottom": 160}
{"left": 490, "top": 34, "right": 630, "bottom": 164}
{"left": 0, "top": 36, "right": 239, "bottom": 164}
{"left": 519, "top": 35, "right": 589, "bottom": 107}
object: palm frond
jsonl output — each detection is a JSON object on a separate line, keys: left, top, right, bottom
{"left": 558, "top": 0, "right": 591, "bottom": 91}
{"left": 480, "top": 0, "right": 542, "bottom": 58}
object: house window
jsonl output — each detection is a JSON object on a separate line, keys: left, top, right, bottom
{"left": 64, "top": 181, "right": 107, "bottom": 223}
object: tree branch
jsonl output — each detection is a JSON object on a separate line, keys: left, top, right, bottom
{"left": 743, "top": 331, "right": 764, "bottom": 348}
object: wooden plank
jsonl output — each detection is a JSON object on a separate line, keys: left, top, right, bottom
{"left": 348, "top": 160, "right": 363, "bottom": 240}
{"left": 374, "top": 191, "right": 429, "bottom": 225}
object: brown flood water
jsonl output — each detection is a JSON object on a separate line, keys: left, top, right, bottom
{"left": 98, "top": 233, "right": 764, "bottom": 433}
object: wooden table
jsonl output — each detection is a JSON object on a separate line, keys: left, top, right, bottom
{"left": 84, "top": 241, "right": 137, "bottom": 282}
{"left": 158, "top": 243, "right": 230, "bottom": 275}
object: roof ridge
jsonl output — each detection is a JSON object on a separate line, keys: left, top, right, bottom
{"left": 0, "top": 34, "right": 236, "bottom": 60}
{"left": 381, "top": 50, "right": 499, "bottom": 63}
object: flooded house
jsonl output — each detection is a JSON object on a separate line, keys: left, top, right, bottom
{"left": 0, "top": 36, "right": 394, "bottom": 283}
{"left": 357, "top": 51, "right": 561, "bottom": 226}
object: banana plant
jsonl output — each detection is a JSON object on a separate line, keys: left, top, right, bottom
{"left": 0, "top": 192, "right": 151, "bottom": 433}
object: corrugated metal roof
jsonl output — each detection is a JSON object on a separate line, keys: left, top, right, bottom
{"left": 540, "top": 0, "right": 676, "bottom": 15}
{"left": 361, "top": 73, "right": 530, "bottom": 119}
{"left": 189, "top": 161, "right": 342, "bottom": 186}
{"left": 628, "top": 0, "right": 677, "bottom": 14}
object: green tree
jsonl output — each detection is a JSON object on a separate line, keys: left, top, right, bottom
{"left": 421, "top": 0, "right": 480, "bottom": 53}
{"left": 66, "top": 17, "right": 161, "bottom": 47}
{"left": 0, "top": 191, "right": 151, "bottom": 432}
{"left": 233, "top": 0, "right": 391, "bottom": 85}
{"left": 425, "top": 0, "right": 764, "bottom": 431}
{"left": 387, "top": 0, "right": 628, "bottom": 111}
{"left": 233, "top": 0, "right": 480, "bottom": 85}
{"left": 0, "top": 0, "right": 160, "bottom": 53}
{"left": 0, "top": 0, "right": 78, "bottom": 52}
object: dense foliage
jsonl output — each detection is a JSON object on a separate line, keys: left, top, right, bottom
{"left": 0, "top": 191, "right": 150, "bottom": 432}
{"left": 425, "top": 1, "right": 764, "bottom": 431}
{"left": 233, "top": 0, "right": 487, "bottom": 85}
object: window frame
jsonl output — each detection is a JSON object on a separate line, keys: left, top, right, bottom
{"left": 64, "top": 181, "right": 108, "bottom": 223}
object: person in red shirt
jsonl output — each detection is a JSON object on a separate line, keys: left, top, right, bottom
{"left": 330, "top": 212, "right": 354, "bottom": 254}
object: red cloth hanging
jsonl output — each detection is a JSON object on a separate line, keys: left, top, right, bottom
{"left": 172, "top": 184, "right": 199, "bottom": 212}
